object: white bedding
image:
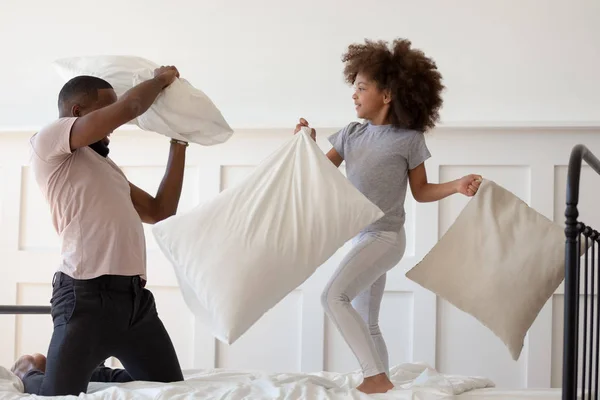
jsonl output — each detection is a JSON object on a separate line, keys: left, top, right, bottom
{"left": 459, "top": 389, "right": 563, "bottom": 399}
{"left": 0, "top": 362, "right": 559, "bottom": 399}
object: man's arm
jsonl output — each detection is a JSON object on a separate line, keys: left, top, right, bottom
{"left": 69, "top": 66, "right": 179, "bottom": 151}
{"left": 130, "top": 140, "right": 187, "bottom": 224}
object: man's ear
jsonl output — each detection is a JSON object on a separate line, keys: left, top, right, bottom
{"left": 71, "top": 104, "right": 81, "bottom": 117}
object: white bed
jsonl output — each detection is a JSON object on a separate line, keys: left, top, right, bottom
{"left": 0, "top": 362, "right": 564, "bottom": 400}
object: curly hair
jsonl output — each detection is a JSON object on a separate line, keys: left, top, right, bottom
{"left": 342, "top": 38, "right": 444, "bottom": 132}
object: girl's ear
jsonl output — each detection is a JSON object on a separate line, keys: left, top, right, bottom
{"left": 383, "top": 88, "right": 392, "bottom": 105}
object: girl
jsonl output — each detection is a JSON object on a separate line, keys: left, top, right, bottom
{"left": 294, "top": 38, "right": 481, "bottom": 394}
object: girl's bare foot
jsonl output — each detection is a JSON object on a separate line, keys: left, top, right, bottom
{"left": 356, "top": 372, "right": 394, "bottom": 394}
{"left": 10, "top": 353, "right": 47, "bottom": 380}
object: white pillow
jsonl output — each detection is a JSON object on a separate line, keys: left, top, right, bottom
{"left": 52, "top": 55, "right": 233, "bottom": 146}
{"left": 405, "top": 179, "right": 574, "bottom": 361}
{"left": 152, "top": 128, "right": 384, "bottom": 344}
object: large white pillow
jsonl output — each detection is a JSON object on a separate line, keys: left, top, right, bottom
{"left": 152, "top": 128, "right": 384, "bottom": 344}
{"left": 405, "top": 179, "right": 576, "bottom": 361}
{"left": 53, "top": 55, "right": 233, "bottom": 146}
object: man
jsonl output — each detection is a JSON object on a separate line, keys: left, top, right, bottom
{"left": 17, "top": 65, "right": 187, "bottom": 396}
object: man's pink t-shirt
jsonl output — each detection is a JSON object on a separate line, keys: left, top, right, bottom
{"left": 29, "top": 117, "right": 147, "bottom": 280}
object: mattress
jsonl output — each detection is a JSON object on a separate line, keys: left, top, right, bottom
{"left": 0, "top": 362, "right": 562, "bottom": 399}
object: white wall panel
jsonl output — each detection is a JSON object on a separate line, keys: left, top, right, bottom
{"left": 436, "top": 165, "right": 531, "bottom": 388}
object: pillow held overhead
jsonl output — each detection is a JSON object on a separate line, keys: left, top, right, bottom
{"left": 53, "top": 55, "right": 233, "bottom": 146}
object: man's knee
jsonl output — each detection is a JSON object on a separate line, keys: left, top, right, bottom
{"left": 161, "top": 369, "right": 184, "bottom": 383}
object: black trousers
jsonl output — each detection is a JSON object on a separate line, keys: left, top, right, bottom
{"left": 22, "top": 361, "right": 133, "bottom": 394}
{"left": 22, "top": 272, "right": 184, "bottom": 396}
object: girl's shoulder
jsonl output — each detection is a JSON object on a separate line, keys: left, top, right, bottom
{"left": 340, "top": 121, "right": 423, "bottom": 144}
{"left": 341, "top": 121, "right": 369, "bottom": 137}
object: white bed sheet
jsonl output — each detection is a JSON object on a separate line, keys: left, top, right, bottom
{"left": 458, "top": 389, "right": 563, "bottom": 399}
{"left": 0, "top": 362, "right": 559, "bottom": 399}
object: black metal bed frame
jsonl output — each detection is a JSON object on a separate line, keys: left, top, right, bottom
{"left": 563, "top": 144, "right": 600, "bottom": 400}
{"left": 0, "top": 305, "right": 50, "bottom": 314}
{"left": 0, "top": 144, "right": 598, "bottom": 398}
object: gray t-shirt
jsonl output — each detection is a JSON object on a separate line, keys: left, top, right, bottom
{"left": 328, "top": 121, "right": 431, "bottom": 233}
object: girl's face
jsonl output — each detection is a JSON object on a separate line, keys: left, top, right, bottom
{"left": 352, "top": 72, "right": 391, "bottom": 124}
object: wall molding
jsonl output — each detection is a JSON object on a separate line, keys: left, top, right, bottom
{"left": 1, "top": 121, "right": 600, "bottom": 137}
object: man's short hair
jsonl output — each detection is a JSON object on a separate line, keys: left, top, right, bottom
{"left": 58, "top": 75, "right": 113, "bottom": 114}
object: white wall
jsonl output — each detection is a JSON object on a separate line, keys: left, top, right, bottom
{"left": 0, "top": 0, "right": 599, "bottom": 130}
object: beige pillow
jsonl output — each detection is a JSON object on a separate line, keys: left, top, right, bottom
{"left": 405, "top": 179, "right": 569, "bottom": 360}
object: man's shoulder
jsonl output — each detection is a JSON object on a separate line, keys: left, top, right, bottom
{"left": 30, "top": 117, "right": 78, "bottom": 162}
{"left": 32, "top": 117, "right": 78, "bottom": 141}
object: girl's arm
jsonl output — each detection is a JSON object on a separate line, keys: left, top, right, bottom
{"left": 408, "top": 163, "right": 481, "bottom": 203}
{"left": 294, "top": 118, "right": 344, "bottom": 168}
{"left": 326, "top": 148, "right": 344, "bottom": 167}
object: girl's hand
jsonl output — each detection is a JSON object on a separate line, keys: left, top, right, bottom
{"left": 456, "top": 174, "right": 483, "bottom": 197}
{"left": 294, "top": 118, "right": 316, "bottom": 141}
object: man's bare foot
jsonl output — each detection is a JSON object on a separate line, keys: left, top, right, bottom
{"left": 31, "top": 353, "right": 46, "bottom": 372}
{"left": 356, "top": 373, "right": 394, "bottom": 394}
{"left": 10, "top": 353, "right": 47, "bottom": 380}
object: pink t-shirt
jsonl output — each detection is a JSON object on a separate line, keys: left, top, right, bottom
{"left": 29, "top": 117, "right": 147, "bottom": 280}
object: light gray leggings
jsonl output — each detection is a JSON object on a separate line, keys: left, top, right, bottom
{"left": 321, "top": 228, "right": 406, "bottom": 378}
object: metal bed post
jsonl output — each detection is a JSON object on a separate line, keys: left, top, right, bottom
{"left": 563, "top": 144, "right": 600, "bottom": 400}
{"left": 0, "top": 305, "right": 51, "bottom": 314}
